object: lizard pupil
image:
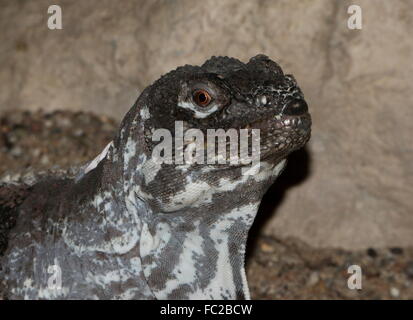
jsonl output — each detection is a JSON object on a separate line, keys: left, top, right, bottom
{"left": 193, "top": 90, "right": 211, "bottom": 107}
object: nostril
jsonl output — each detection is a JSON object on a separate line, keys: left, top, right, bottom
{"left": 283, "top": 98, "right": 308, "bottom": 115}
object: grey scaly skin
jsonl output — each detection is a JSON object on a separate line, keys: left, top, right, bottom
{"left": 0, "top": 55, "right": 311, "bottom": 299}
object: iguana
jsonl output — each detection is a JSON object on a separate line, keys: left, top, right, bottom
{"left": 0, "top": 55, "right": 311, "bottom": 299}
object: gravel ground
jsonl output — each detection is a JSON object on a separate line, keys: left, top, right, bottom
{"left": 247, "top": 236, "right": 413, "bottom": 299}
{"left": 1, "top": 110, "right": 412, "bottom": 299}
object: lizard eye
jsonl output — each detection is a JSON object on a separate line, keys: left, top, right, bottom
{"left": 193, "top": 89, "right": 212, "bottom": 107}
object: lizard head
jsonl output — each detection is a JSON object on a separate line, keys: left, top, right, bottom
{"left": 115, "top": 55, "right": 311, "bottom": 213}
{"left": 144, "top": 54, "right": 310, "bottom": 162}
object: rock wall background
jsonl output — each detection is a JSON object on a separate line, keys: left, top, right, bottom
{"left": 0, "top": 0, "right": 412, "bottom": 249}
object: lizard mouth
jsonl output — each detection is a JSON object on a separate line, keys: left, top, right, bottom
{"left": 242, "top": 112, "right": 312, "bottom": 161}
{"left": 177, "top": 112, "right": 311, "bottom": 167}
